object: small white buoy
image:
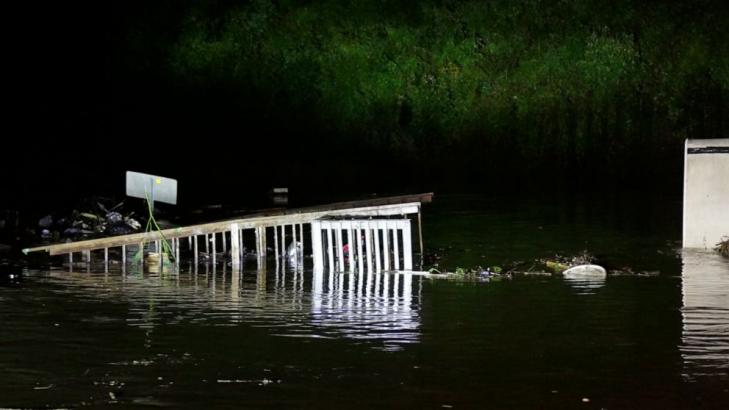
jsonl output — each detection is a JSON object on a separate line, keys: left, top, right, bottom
{"left": 563, "top": 264, "right": 607, "bottom": 278}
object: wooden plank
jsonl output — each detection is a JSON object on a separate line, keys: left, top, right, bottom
{"left": 299, "top": 223, "right": 304, "bottom": 259}
{"left": 365, "top": 222, "right": 373, "bottom": 273}
{"left": 382, "top": 225, "right": 390, "bottom": 271}
{"left": 293, "top": 223, "right": 299, "bottom": 270}
{"left": 274, "top": 223, "right": 279, "bottom": 262}
{"left": 139, "top": 242, "right": 144, "bottom": 269}
{"left": 259, "top": 226, "right": 266, "bottom": 256}
{"left": 212, "top": 233, "right": 217, "bottom": 266}
{"left": 392, "top": 222, "right": 400, "bottom": 270}
{"left": 230, "top": 223, "right": 240, "bottom": 270}
{"left": 347, "top": 226, "right": 354, "bottom": 273}
{"left": 193, "top": 236, "right": 198, "bottom": 265}
{"left": 356, "top": 228, "right": 363, "bottom": 273}
{"left": 238, "top": 229, "right": 243, "bottom": 260}
{"left": 336, "top": 223, "right": 344, "bottom": 272}
{"left": 255, "top": 227, "right": 262, "bottom": 260}
{"left": 374, "top": 223, "right": 381, "bottom": 273}
{"left": 24, "top": 194, "right": 432, "bottom": 256}
{"left": 417, "top": 210, "right": 424, "bottom": 269}
{"left": 281, "top": 225, "right": 286, "bottom": 271}
{"left": 311, "top": 221, "right": 323, "bottom": 273}
{"left": 403, "top": 222, "right": 413, "bottom": 270}
{"left": 240, "top": 193, "right": 431, "bottom": 218}
{"left": 326, "top": 227, "right": 334, "bottom": 272}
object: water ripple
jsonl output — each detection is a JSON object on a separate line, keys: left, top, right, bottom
{"left": 680, "top": 250, "right": 729, "bottom": 377}
{"left": 33, "top": 266, "right": 423, "bottom": 351}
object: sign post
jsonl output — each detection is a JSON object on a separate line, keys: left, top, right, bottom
{"left": 126, "top": 171, "right": 178, "bottom": 213}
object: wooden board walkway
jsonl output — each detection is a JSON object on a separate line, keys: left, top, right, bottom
{"left": 23, "top": 193, "right": 433, "bottom": 271}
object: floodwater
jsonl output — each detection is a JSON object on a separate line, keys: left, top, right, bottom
{"left": 1, "top": 194, "right": 728, "bottom": 408}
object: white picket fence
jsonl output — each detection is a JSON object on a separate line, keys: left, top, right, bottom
{"left": 311, "top": 219, "right": 413, "bottom": 273}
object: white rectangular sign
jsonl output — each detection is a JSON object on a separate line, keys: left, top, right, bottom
{"left": 125, "top": 171, "right": 178, "bottom": 205}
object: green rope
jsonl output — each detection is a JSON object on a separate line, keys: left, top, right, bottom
{"left": 132, "top": 194, "right": 176, "bottom": 265}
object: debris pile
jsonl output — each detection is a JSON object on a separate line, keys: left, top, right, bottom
{"left": 428, "top": 265, "right": 510, "bottom": 282}
{"left": 539, "top": 251, "right": 596, "bottom": 274}
{"left": 716, "top": 237, "right": 729, "bottom": 257}
{"left": 424, "top": 250, "right": 664, "bottom": 281}
{"left": 36, "top": 198, "right": 143, "bottom": 243}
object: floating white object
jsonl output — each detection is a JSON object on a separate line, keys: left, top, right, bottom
{"left": 562, "top": 264, "right": 607, "bottom": 278}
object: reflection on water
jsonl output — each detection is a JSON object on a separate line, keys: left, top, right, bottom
{"left": 45, "top": 264, "right": 421, "bottom": 351}
{"left": 562, "top": 276, "right": 606, "bottom": 295}
{"left": 309, "top": 271, "right": 419, "bottom": 351}
{"left": 6, "top": 194, "right": 729, "bottom": 408}
{"left": 681, "top": 250, "right": 729, "bottom": 378}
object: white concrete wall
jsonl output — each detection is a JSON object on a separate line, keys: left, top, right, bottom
{"left": 683, "top": 138, "right": 729, "bottom": 249}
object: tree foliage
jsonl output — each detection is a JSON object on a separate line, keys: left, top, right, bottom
{"left": 123, "top": 0, "right": 729, "bottom": 182}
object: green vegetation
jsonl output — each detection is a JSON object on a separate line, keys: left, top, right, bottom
{"left": 132, "top": 196, "right": 175, "bottom": 265}
{"left": 116, "top": 0, "right": 728, "bottom": 181}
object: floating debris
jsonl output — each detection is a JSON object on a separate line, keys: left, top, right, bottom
{"left": 545, "top": 260, "right": 569, "bottom": 274}
{"left": 145, "top": 252, "right": 172, "bottom": 272}
{"left": 541, "top": 251, "right": 596, "bottom": 274}
{"left": 426, "top": 266, "right": 511, "bottom": 282}
{"left": 609, "top": 268, "right": 660, "bottom": 277}
{"left": 563, "top": 264, "right": 607, "bottom": 278}
{"left": 716, "top": 236, "right": 729, "bottom": 257}
{"left": 287, "top": 241, "right": 303, "bottom": 263}
{"left": 425, "top": 250, "right": 662, "bottom": 281}
{"left": 34, "top": 197, "right": 144, "bottom": 243}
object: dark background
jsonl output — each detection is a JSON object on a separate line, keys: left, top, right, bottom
{"left": 4, "top": 1, "right": 727, "bottom": 212}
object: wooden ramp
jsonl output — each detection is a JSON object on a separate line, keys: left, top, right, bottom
{"left": 23, "top": 193, "right": 433, "bottom": 271}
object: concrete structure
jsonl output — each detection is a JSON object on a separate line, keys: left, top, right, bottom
{"left": 683, "top": 139, "right": 729, "bottom": 249}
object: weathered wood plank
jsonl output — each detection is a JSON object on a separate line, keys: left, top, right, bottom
{"left": 326, "top": 227, "right": 334, "bottom": 272}
{"left": 403, "top": 223, "right": 413, "bottom": 270}
{"left": 382, "top": 225, "right": 390, "bottom": 271}
{"left": 392, "top": 222, "right": 400, "bottom": 270}
{"left": 347, "top": 226, "right": 354, "bottom": 273}
{"left": 311, "top": 221, "right": 323, "bottom": 273}
{"left": 365, "top": 223, "right": 373, "bottom": 274}
{"left": 230, "top": 223, "right": 240, "bottom": 270}
{"left": 374, "top": 223, "right": 381, "bottom": 273}
{"left": 274, "top": 223, "right": 279, "bottom": 262}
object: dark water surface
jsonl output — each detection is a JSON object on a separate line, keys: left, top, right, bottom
{"left": 1, "top": 195, "right": 727, "bottom": 408}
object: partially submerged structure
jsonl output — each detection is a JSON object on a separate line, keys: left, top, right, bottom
{"left": 24, "top": 193, "right": 433, "bottom": 273}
